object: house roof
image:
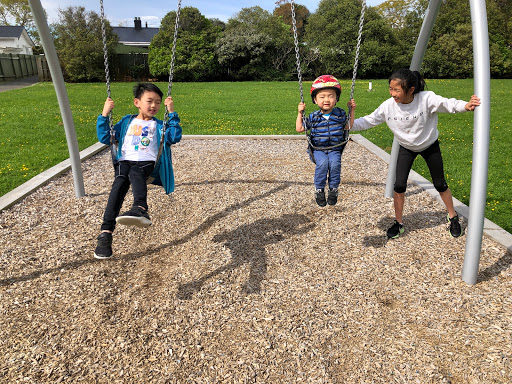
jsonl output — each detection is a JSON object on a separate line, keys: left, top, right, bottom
{"left": 112, "top": 26, "right": 160, "bottom": 46}
{"left": 0, "top": 26, "right": 35, "bottom": 46}
{"left": 0, "top": 26, "right": 24, "bottom": 38}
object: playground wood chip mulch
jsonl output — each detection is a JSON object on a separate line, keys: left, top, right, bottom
{"left": 0, "top": 138, "right": 510, "bottom": 383}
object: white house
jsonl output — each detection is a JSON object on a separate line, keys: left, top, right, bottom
{"left": 0, "top": 26, "right": 34, "bottom": 55}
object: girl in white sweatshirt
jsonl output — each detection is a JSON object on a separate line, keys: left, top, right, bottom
{"left": 351, "top": 68, "right": 480, "bottom": 239}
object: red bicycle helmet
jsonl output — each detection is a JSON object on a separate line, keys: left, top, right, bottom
{"left": 310, "top": 75, "right": 341, "bottom": 103}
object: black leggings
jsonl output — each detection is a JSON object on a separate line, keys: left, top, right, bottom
{"left": 394, "top": 140, "right": 448, "bottom": 194}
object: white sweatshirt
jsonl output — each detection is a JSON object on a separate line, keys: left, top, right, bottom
{"left": 351, "top": 91, "right": 468, "bottom": 151}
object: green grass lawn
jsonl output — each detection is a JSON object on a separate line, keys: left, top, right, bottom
{"left": 0, "top": 79, "right": 510, "bottom": 233}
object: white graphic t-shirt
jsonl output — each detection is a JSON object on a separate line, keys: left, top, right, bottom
{"left": 119, "top": 118, "right": 159, "bottom": 162}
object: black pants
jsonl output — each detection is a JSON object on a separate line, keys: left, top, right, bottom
{"left": 394, "top": 140, "right": 448, "bottom": 194}
{"left": 101, "top": 161, "right": 155, "bottom": 232}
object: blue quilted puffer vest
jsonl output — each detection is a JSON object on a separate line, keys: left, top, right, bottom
{"left": 306, "top": 107, "right": 348, "bottom": 150}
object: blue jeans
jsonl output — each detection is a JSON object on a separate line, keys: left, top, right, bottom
{"left": 313, "top": 150, "right": 343, "bottom": 190}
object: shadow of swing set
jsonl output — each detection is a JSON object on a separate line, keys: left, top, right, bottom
{"left": 26, "top": 0, "right": 492, "bottom": 286}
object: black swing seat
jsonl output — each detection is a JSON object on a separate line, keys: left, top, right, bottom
{"left": 306, "top": 131, "right": 350, "bottom": 151}
{"left": 305, "top": 127, "right": 350, "bottom": 164}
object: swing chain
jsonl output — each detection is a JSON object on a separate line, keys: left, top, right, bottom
{"left": 345, "top": 0, "right": 366, "bottom": 132}
{"left": 153, "top": 0, "right": 182, "bottom": 177}
{"left": 164, "top": 0, "right": 182, "bottom": 124}
{"left": 290, "top": 0, "right": 304, "bottom": 105}
{"left": 99, "top": 0, "right": 116, "bottom": 164}
{"left": 99, "top": 0, "right": 111, "bottom": 100}
{"left": 290, "top": 0, "right": 307, "bottom": 133}
{"left": 349, "top": 0, "right": 366, "bottom": 102}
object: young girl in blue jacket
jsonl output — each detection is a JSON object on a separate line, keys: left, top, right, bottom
{"left": 94, "top": 83, "right": 182, "bottom": 259}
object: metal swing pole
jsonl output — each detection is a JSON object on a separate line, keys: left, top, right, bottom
{"left": 383, "top": 0, "right": 490, "bottom": 284}
{"left": 27, "top": 0, "right": 85, "bottom": 198}
{"left": 384, "top": 0, "right": 442, "bottom": 198}
{"left": 462, "top": 0, "right": 491, "bottom": 285}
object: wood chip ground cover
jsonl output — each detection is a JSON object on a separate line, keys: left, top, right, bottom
{"left": 0, "top": 139, "right": 510, "bottom": 383}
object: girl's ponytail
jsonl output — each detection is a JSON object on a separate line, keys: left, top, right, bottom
{"left": 412, "top": 71, "right": 425, "bottom": 93}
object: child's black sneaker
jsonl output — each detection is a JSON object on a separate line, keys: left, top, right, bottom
{"left": 94, "top": 232, "right": 113, "bottom": 259}
{"left": 448, "top": 214, "right": 462, "bottom": 237}
{"left": 327, "top": 188, "right": 338, "bottom": 205}
{"left": 315, "top": 189, "right": 327, "bottom": 207}
{"left": 386, "top": 220, "right": 404, "bottom": 239}
{"left": 116, "top": 206, "right": 152, "bottom": 227}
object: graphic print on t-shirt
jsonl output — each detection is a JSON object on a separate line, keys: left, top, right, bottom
{"left": 120, "top": 118, "right": 159, "bottom": 161}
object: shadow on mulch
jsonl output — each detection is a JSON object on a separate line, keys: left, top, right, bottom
{"left": 177, "top": 213, "right": 315, "bottom": 300}
{"left": 477, "top": 251, "right": 512, "bottom": 283}
{"left": 362, "top": 209, "right": 450, "bottom": 248}
{"left": 341, "top": 180, "right": 386, "bottom": 189}
{"left": 0, "top": 180, "right": 303, "bottom": 287}
{"left": 86, "top": 178, "right": 388, "bottom": 200}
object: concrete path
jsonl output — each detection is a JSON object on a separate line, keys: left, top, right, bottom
{"left": 0, "top": 76, "right": 39, "bottom": 93}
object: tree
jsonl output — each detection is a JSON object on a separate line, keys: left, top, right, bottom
{"left": 391, "top": 0, "right": 428, "bottom": 50}
{"left": 422, "top": 24, "right": 473, "bottom": 78}
{"left": 374, "top": 0, "right": 419, "bottom": 30}
{"left": 216, "top": 28, "right": 272, "bottom": 80}
{"left": 215, "top": 6, "right": 296, "bottom": 80}
{"left": 486, "top": 0, "right": 512, "bottom": 77}
{"left": 0, "top": 0, "right": 31, "bottom": 26}
{"left": 422, "top": 0, "right": 512, "bottom": 78}
{"left": 53, "top": 6, "right": 118, "bottom": 82}
{"left": 304, "top": 0, "right": 401, "bottom": 78}
{"left": 373, "top": 0, "right": 511, "bottom": 78}
{"left": 149, "top": 7, "right": 223, "bottom": 81}
{"left": 0, "top": 0, "right": 40, "bottom": 45}
{"left": 274, "top": 2, "right": 310, "bottom": 40}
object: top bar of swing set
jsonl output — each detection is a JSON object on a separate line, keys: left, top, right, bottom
{"left": 384, "top": 0, "right": 491, "bottom": 285}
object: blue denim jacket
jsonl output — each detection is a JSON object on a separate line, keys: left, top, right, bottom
{"left": 96, "top": 113, "right": 182, "bottom": 194}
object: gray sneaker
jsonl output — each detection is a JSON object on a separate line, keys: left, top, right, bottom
{"left": 327, "top": 188, "right": 338, "bottom": 205}
{"left": 315, "top": 189, "right": 327, "bottom": 207}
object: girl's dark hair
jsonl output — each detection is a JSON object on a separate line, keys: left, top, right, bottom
{"left": 133, "top": 83, "right": 163, "bottom": 99}
{"left": 388, "top": 68, "right": 425, "bottom": 94}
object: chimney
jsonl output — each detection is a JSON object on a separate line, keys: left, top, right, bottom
{"left": 134, "top": 17, "right": 142, "bottom": 30}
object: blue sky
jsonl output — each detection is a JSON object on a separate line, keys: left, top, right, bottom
{"left": 40, "top": 0, "right": 384, "bottom": 27}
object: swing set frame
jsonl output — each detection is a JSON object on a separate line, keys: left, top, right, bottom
{"left": 26, "top": 0, "right": 492, "bottom": 285}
